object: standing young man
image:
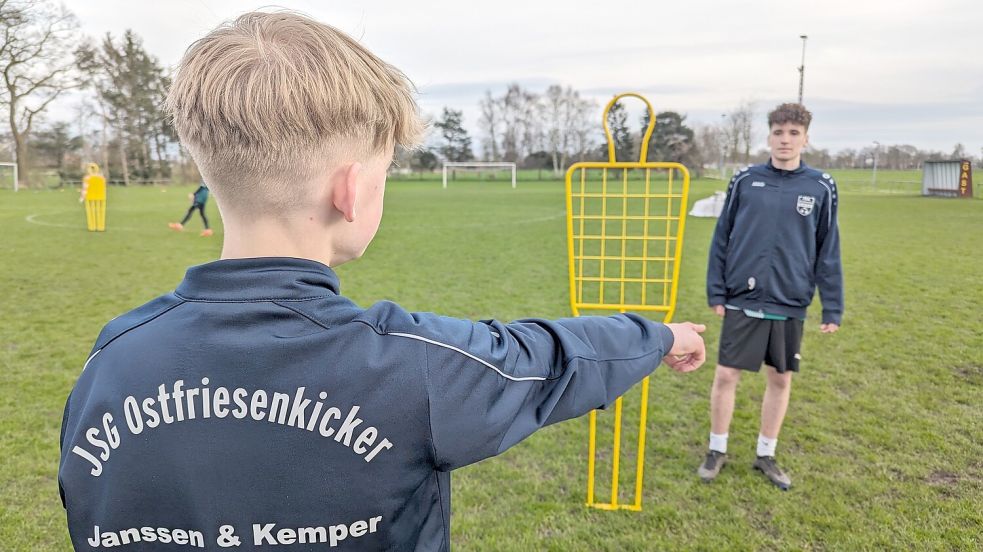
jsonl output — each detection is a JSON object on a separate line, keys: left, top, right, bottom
{"left": 698, "top": 103, "right": 843, "bottom": 489}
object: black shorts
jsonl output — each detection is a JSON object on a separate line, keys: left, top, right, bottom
{"left": 718, "top": 309, "right": 804, "bottom": 373}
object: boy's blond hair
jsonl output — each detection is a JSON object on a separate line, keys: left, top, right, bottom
{"left": 166, "top": 11, "right": 425, "bottom": 213}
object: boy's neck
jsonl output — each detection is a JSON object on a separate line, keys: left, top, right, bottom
{"left": 220, "top": 217, "right": 344, "bottom": 268}
{"left": 770, "top": 156, "right": 801, "bottom": 171}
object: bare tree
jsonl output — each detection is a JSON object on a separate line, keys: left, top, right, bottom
{"left": 482, "top": 84, "right": 595, "bottom": 167}
{"left": 518, "top": 88, "right": 542, "bottom": 161}
{"left": 498, "top": 84, "right": 522, "bottom": 162}
{"left": 0, "top": 0, "right": 82, "bottom": 187}
{"left": 544, "top": 85, "right": 566, "bottom": 173}
{"left": 739, "top": 102, "right": 756, "bottom": 163}
{"left": 726, "top": 101, "right": 756, "bottom": 164}
{"left": 569, "top": 95, "right": 597, "bottom": 163}
{"left": 478, "top": 90, "right": 500, "bottom": 161}
{"left": 695, "top": 124, "right": 725, "bottom": 176}
{"left": 544, "top": 85, "right": 593, "bottom": 174}
{"left": 498, "top": 84, "right": 541, "bottom": 163}
{"left": 952, "top": 143, "right": 967, "bottom": 160}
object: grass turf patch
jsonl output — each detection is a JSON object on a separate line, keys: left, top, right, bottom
{"left": 1, "top": 175, "right": 980, "bottom": 550}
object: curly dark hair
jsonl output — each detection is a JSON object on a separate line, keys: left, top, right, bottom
{"left": 767, "top": 103, "right": 812, "bottom": 130}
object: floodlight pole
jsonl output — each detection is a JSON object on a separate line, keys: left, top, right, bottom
{"left": 797, "top": 35, "right": 808, "bottom": 105}
{"left": 872, "top": 141, "right": 880, "bottom": 190}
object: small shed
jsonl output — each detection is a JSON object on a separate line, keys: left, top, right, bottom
{"left": 922, "top": 160, "right": 974, "bottom": 198}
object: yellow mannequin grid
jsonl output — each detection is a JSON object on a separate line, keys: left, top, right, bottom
{"left": 83, "top": 163, "right": 107, "bottom": 232}
{"left": 564, "top": 93, "right": 690, "bottom": 511}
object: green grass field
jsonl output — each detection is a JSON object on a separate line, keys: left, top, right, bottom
{"left": 1, "top": 173, "right": 981, "bottom": 550}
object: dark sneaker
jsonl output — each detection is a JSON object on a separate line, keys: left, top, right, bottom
{"left": 753, "top": 456, "right": 792, "bottom": 490}
{"left": 697, "top": 450, "right": 727, "bottom": 482}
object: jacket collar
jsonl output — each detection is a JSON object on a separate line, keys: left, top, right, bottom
{"left": 766, "top": 158, "right": 808, "bottom": 176}
{"left": 175, "top": 257, "right": 341, "bottom": 301}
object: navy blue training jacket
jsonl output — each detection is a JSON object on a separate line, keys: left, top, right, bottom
{"left": 59, "top": 257, "right": 674, "bottom": 551}
{"left": 192, "top": 185, "right": 209, "bottom": 205}
{"left": 706, "top": 160, "right": 844, "bottom": 324}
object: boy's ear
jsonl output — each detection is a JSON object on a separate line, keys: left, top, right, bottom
{"left": 331, "top": 162, "right": 362, "bottom": 222}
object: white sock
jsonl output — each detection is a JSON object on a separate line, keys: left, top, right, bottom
{"left": 757, "top": 434, "right": 777, "bottom": 458}
{"left": 709, "top": 432, "right": 728, "bottom": 454}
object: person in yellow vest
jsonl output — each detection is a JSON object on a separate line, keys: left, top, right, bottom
{"left": 80, "top": 163, "right": 107, "bottom": 232}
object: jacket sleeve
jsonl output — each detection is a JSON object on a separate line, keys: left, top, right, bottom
{"left": 58, "top": 393, "right": 72, "bottom": 509}
{"left": 815, "top": 179, "right": 844, "bottom": 325}
{"left": 707, "top": 175, "right": 741, "bottom": 305}
{"left": 411, "top": 312, "right": 674, "bottom": 471}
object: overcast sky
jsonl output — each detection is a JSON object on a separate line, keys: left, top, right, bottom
{"left": 63, "top": 0, "right": 983, "bottom": 156}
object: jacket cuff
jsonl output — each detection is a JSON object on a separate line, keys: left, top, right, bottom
{"left": 822, "top": 311, "right": 842, "bottom": 325}
{"left": 708, "top": 296, "right": 726, "bottom": 307}
{"left": 657, "top": 323, "right": 675, "bottom": 359}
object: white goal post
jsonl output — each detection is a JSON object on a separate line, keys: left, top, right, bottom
{"left": 442, "top": 162, "right": 516, "bottom": 189}
{"left": 0, "top": 162, "right": 17, "bottom": 192}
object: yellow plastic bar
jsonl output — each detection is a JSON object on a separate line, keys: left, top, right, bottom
{"left": 571, "top": 215, "right": 680, "bottom": 221}
{"left": 586, "top": 409, "right": 597, "bottom": 504}
{"left": 633, "top": 375, "right": 650, "bottom": 509}
{"left": 599, "top": 168, "right": 608, "bottom": 305}
{"left": 578, "top": 169, "right": 587, "bottom": 305}
{"left": 663, "top": 169, "right": 672, "bottom": 306}
{"left": 603, "top": 93, "right": 656, "bottom": 163}
{"left": 610, "top": 396, "right": 623, "bottom": 507}
{"left": 576, "top": 276, "right": 672, "bottom": 284}
{"left": 642, "top": 168, "right": 652, "bottom": 305}
{"left": 570, "top": 193, "right": 683, "bottom": 199}
{"left": 618, "top": 169, "right": 629, "bottom": 308}
{"left": 576, "top": 235, "right": 678, "bottom": 241}
{"left": 574, "top": 303, "right": 670, "bottom": 312}
{"left": 573, "top": 255, "right": 674, "bottom": 262}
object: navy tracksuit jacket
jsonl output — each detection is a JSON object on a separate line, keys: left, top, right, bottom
{"left": 707, "top": 160, "right": 844, "bottom": 325}
{"left": 59, "top": 257, "right": 675, "bottom": 551}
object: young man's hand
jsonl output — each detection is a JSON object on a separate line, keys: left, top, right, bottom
{"left": 710, "top": 305, "right": 725, "bottom": 317}
{"left": 663, "top": 322, "right": 707, "bottom": 372}
{"left": 820, "top": 323, "right": 839, "bottom": 333}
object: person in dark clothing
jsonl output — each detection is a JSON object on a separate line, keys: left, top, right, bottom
{"left": 59, "top": 12, "right": 709, "bottom": 551}
{"left": 697, "top": 103, "right": 844, "bottom": 490}
{"left": 169, "top": 182, "right": 213, "bottom": 236}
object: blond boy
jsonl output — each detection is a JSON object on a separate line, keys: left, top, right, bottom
{"left": 59, "top": 12, "right": 707, "bottom": 550}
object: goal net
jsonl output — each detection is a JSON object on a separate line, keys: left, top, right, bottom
{"left": 0, "top": 163, "right": 17, "bottom": 191}
{"left": 442, "top": 162, "right": 516, "bottom": 189}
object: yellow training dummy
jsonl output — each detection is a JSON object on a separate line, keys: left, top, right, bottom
{"left": 80, "top": 163, "right": 107, "bottom": 232}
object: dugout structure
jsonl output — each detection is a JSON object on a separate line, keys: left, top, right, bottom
{"left": 565, "top": 93, "right": 690, "bottom": 511}
{"left": 922, "top": 160, "right": 974, "bottom": 198}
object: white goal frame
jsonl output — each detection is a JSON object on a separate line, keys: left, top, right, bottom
{"left": 442, "top": 162, "right": 516, "bottom": 189}
{"left": 0, "top": 162, "right": 17, "bottom": 192}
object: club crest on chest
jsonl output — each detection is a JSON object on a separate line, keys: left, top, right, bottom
{"left": 796, "top": 195, "right": 815, "bottom": 216}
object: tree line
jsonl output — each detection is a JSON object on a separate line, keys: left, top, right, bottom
{"left": 2, "top": 1, "right": 976, "bottom": 189}
{"left": 418, "top": 94, "right": 976, "bottom": 176}
{"left": 0, "top": 0, "right": 192, "bottom": 188}
{"left": 412, "top": 93, "right": 752, "bottom": 178}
